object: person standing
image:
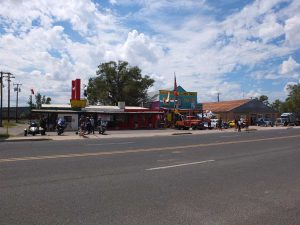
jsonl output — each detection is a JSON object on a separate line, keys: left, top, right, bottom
{"left": 237, "top": 119, "right": 242, "bottom": 132}
{"left": 234, "top": 118, "right": 238, "bottom": 131}
{"left": 39, "top": 116, "right": 47, "bottom": 135}
{"left": 218, "top": 118, "right": 223, "bottom": 131}
{"left": 90, "top": 116, "right": 95, "bottom": 134}
{"left": 245, "top": 118, "right": 249, "bottom": 131}
{"left": 79, "top": 115, "right": 86, "bottom": 136}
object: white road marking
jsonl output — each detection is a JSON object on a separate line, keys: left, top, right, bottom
{"left": 87, "top": 142, "right": 135, "bottom": 146}
{"left": 146, "top": 160, "right": 215, "bottom": 171}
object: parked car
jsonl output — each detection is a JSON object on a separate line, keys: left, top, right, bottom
{"left": 256, "top": 118, "right": 273, "bottom": 127}
{"left": 175, "top": 115, "right": 205, "bottom": 130}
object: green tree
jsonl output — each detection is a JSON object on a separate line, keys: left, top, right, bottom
{"left": 87, "top": 61, "right": 155, "bottom": 106}
{"left": 41, "top": 95, "right": 51, "bottom": 104}
{"left": 35, "top": 93, "right": 42, "bottom": 109}
{"left": 270, "top": 99, "right": 282, "bottom": 112}
{"left": 257, "top": 95, "right": 269, "bottom": 106}
{"left": 28, "top": 93, "right": 51, "bottom": 109}
{"left": 27, "top": 95, "right": 36, "bottom": 109}
{"left": 284, "top": 83, "right": 300, "bottom": 116}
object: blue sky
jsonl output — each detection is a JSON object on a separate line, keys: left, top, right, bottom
{"left": 0, "top": 0, "right": 300, "bottom": 106}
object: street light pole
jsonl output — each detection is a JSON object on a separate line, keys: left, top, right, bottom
{"left": 13, "top": 83, "right": 22, "bottom": 123}
{"left": 0, "top": 71, "right": 3, "bottom": 127}
{"left": 0, "top": 72, "right": 3, "bottom": 127}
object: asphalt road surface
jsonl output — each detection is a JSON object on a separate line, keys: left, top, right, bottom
{"left": 1, "top": 128, "right": 300, "bottom": 225}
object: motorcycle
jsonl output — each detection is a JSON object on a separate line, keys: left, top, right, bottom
{"left": 24, "top": 121, "right": 42, "bottom": 136}
{"left": 98, "top": 121, "right": 107, "bottom": 135}
{"left": 56, "top": 118, "right": 66, "bottom": 135}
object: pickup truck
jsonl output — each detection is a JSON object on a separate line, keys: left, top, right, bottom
{"left": 279, "top": 113, "right": 300, "bottom": 126}
{"left": 175, "top": 115, "right": 207, "bottom": 130}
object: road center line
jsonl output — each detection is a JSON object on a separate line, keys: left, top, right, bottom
{"left": 0, "top": 134, "right": 299, "bottom": 163}
{"left": 146, "top": 160, "right": 215, "bottom": 171}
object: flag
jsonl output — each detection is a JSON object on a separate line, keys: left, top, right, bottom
{"left": 166, "top": 92, "right": 170, "bottom": 103}
{"left": 174, "top": 74, "right": 178, "bottom": 96}
{"left": 31, "top": 89, "right": 34, "bottom": 95}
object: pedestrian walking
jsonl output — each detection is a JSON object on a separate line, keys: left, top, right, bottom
{"left": 234, "top": 118, "right": 238, "bottom": 131}
{"left": 218, "top": 118, "right": 223, "bottom": 131}
{"left": 237, "top": 119, "right": 241, "bottom": 132}
{"left": 245, "top": 118, "right": 249, "bottom": 132}
{"left": 86, "top": 117, "right": 91, "bottom": 134}
{"left": 79, "top": 115, "right": 86, "bottom": 136}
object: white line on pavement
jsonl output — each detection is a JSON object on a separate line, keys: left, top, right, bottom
{"left": 146, "top": 160, "right": 215, "bottom": 171}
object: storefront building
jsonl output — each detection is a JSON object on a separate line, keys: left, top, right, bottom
{"left": 202, "top": 99, "right": 279, "bottom": 125}
{"left": 150, "top": 86, "right": 203, "bottom": 126}
{"left": 32, "top": 103, "right": 163, "bottom": 131}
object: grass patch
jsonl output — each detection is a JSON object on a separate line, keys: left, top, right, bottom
{"left": 2, "top": 120, "right": 28, "bottom": 127}
{"left": 2, "top": 121, "right": 17, "bottom": 128}
{"left": 0, "top": 133, "right": 10, "bottom": 139}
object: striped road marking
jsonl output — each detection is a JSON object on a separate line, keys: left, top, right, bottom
{"left": 146, "top": 160, "right": 215, "bottom": 171}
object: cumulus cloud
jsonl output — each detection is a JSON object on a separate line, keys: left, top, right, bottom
{"left": 280, "top": 56, "right": 300, "bottom": 77}
{"left": 284, "top": 15, "right": 300, "bottom": 47}
{"left": 120, "top": 30, "right": 164, "bottom": 67}
{"left": 0, "top": 0, "right": 300, "bottom": 105}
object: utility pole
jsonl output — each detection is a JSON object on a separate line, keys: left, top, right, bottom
{"left": 13, "top": 83, "right": 22, "bottom": 123}
{"left": 217, "top": 92, "right": 221, "bottom": 102}
{"left": 0, "top": 71, "right": 3, "bottom": 127}
{"left": 0, "top": 72, "right": 3, "bottom": 127}
{"left": 0, "top": 71, "right": 14, "bottom": 126}
{"left": 4, "top": 73, "right": 15, "bottom": 122}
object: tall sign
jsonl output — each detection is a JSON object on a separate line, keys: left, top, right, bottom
{"left": 159, "top": 88, "right": 197, "bottom": 109}
{"left": 70, "top": 79, "right": 86, "bottom": 108}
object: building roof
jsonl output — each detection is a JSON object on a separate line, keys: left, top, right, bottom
{"left": 41, "top": 104, "right": 71, "bottom": 109}
{"left": 203, "top": 99, "right": 251, "bottom": 113}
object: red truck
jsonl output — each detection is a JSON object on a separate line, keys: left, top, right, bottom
{"left": 175, "top": 115, "right": 208, "bottom": 130}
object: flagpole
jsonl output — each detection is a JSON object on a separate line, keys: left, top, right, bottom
{"left": 173, "top": 72, "right": 176, "bottom": 127}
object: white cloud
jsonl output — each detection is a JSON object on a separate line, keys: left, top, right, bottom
{"left": 251, "top": 70, "right": 281, "bottom": 80}
{"left": 257, "top": 13, "right": 284, "bottom": 43}
{"left": 280, "top": 56, "right": 300, "bottom": 77}
{"left": 109, "top": 0, "right": 118, "bottom": 5}
{"left": 0, "top": 0, "right": 300, "bottom": 106}
{"left": 246, "top": 90, "right": 262, "bottom": 99}
{"left": 120, "top": 30, "right": 164, "bottom": 67}
{"left": 284, "top": 15, "right": 300, "bottom": 47}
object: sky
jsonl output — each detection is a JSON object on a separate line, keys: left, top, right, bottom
{"left": 0, "top": 0, "right": 300, "bottom": 106}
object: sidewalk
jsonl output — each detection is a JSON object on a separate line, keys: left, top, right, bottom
{"left": 1, "top": 125, "right": 299, "bottom": 142}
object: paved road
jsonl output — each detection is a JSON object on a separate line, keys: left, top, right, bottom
{"left": 1, "top": 129, "right": 299, "bottom": 225}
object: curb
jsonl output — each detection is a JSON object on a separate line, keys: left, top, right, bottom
{"left": 172, "top": 132, "right": 193, "bottom": 135}
{"left": 0, "top": 138, "right": 52, "bottom": 142}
